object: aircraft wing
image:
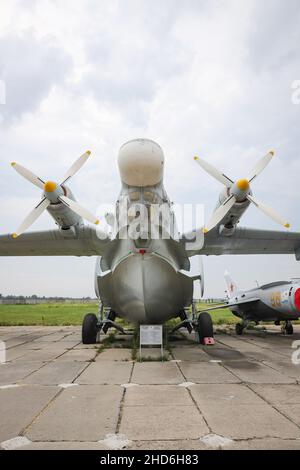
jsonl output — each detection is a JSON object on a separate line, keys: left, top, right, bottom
{"left": 198, "top": 297, "right": 260, "bottom": 312}
{"left": 0, "top": 225, "right": 110, "bottom": 257}
{"left": 184, "top": 227, "right": 300, "bottom": 259}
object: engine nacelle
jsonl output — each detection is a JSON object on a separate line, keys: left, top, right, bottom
{"left": 47, "top": 185, "right": 82, "bottom": 229}
{"left": 216, "top": 187, "right": 251, "bottom": 229}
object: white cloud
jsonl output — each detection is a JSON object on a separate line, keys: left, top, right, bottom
{"left": 0, "top": 0, "right": 300, "bottom": 297}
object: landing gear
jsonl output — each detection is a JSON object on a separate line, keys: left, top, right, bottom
{"left": 197, "top": 312, "right": 214, "bottom": 345}
{"left": 82, "top": 304, "right": 126, "bottom": 344}
{"left": 235, "top": 323, "right": 245, "bottom": 335}
{"left": 282, "top": 321, "right": 294, "bottom": 335}
{"left": 170, "top": 309, "right": 193, "bottom": 334}
{"left": 82, "top": 313, "right": 98, "bottom": 344}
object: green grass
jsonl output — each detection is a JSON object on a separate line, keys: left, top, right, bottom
{"left": 197, "top": 304, "right": 238, "bottom": 325}
{"left": 0, "top": 301, "right": 266, "bottom": 327}
{"left": 0, "top": 303, "right": 98, "bottom": 326}
{"left": 0, "top": 302, "right": 237, "bottom": 326}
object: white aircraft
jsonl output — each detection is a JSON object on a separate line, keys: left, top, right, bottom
{"left": 203, "top": 271, "right": 300, "bottom": 335}
{"left": 0, "top": 138, "right": 299, "bottom": 345}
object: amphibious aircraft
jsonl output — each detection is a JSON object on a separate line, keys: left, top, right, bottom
{"left": 1, "top": 138, "right": 300, "bottom": 345}
{"left": 202, "top": 271, "right": 300, "bottom": 335}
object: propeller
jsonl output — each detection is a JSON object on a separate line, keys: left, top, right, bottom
{"left": 194, "top": 150, "right": 290, "bottom": 233}
{"left": 11, "top": 150, "right": 99, "bottom": 238}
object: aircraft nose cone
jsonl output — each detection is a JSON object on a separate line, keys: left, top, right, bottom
{"left": 111, "top": 253, "right": 189, "bottom": 324}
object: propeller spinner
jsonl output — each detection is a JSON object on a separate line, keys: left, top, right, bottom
{"left": 11, "top": 150, "right": 99, "bottom": 238}
{"left": 194, "top": 151, "right": 290, "bottom": 233}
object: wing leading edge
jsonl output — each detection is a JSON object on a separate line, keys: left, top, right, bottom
{"left": 0, "top": 225, "right": 110, "bottom": 257}
{"left": 198, "top": 298, "right": 260, "bottom": 313}
{"left": 184, "top": 227, "right": 300, "bottom": 259}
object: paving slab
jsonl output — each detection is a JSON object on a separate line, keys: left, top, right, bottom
{"left": 120, "top": 405, "right": 209, "bottom": 440}
{"left": 201, "top": 345, "right": 245, "bottom": 362}
{"left": 250, "top": 384, "right": 300, "bottom": 405}
{"left": 0, "top": 385, "right": 58, "bottom": 442}
{"left": 171, "top": 347, "right": 211, "bottom": 362}
{"left": 131, "top": 362, "right": 183, "bottom": 385}
{"left": 0, "top": 362, "right": 45, "bottom": 385}
{"left": 228, "top": 438, "right": 300, "bottom": 450}
{"left": 38, "top": 340, "right": 80, "bottom": 349}
{"left": 124, "top": 385, "right": 193, "bottom": 407}
{"left": 261, "top": 360, "right": 300, "bottom": 382}
{"left": 15, "top": 348, "right": 68, "bottom": 362}
{"left": 5, "top": 348, "right": 28, "bottom": 362}
{"left": 1, "top": 326, "right": 300, "bottom": 449}
{"left": 26, "top": 385, "right": 122, "bottom": 442}
{"left": 96, "top": 349, "right": 132, "bottom": 362}
{"left": 23, "top": 361, "right": 87, "bottom": 385}
{"left": 250, "top": 384, "right": 300, "bottom": 427}
{"left": 131, "top": 440, "right": 208, "bottom": 450}
{"left": 179, "top": 362, "right": 240, "bottom": 383}
{"left": 137, "top": 348, "right": 171, "bottom": 361}
{"left": 76, "top": 361, "right": 132, "bottom": 385}
{"left": 190, "top": 384, "right": 300, "bottom": 439}
{"left": 19, "top": 441, "right": 109, "bottom": 450}
{"left": 55, "top": 349, "right": 97, "bottom": 362}
{"left": 224, "top": 360, "right": 296, "bottom": 384}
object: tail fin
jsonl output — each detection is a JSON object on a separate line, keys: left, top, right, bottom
{"left": 224, "top": 270, "right": 239, "bottom": 297}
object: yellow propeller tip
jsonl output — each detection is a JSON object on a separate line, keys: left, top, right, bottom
{"left": 284, "top": 223, "right": 290, "bottom": 228}
{"left": 194, "top": 156, "right": 199, "bottom": 161}
{"left": 269, "top": 150, "right": 275, "bottom": 156}
{"left": 95, "top": 220, "right": 100, "bottom": 225}
{"left": 12, "top": 233, "right": 18, "bottom": 239}
{"left": 86, "top": 150, "right": 91, "bottom": 155}
{"left": 11, "top": 162, "right": 16, "bottom": 166}
{"left": 203, "top": 228, "right": 208, "bottom": 234}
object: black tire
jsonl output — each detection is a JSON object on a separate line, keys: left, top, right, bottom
{"left": 197, "top": 312, "right": 214, "bottom": 344}
{"left": 235, "top": 323, "right": 244, "bottom": 335}
{"left": 286, "top": 323, "right": 294, "bottom": 335}
{"left": 82, "top": 313, "right": 98, "bottom": 344}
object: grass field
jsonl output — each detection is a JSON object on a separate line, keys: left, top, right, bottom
{"left": 0, "top": 303, "right": 237, "bottom": 326}
{"left": 0, "top": 303, "right": 99, "bottom": 326}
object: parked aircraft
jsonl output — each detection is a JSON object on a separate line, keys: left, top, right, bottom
{"left": 1, "top": 138, "right": 299, "bottom": 345}
{"left": 202, "top": 271, "right": 300, "bottom": 335}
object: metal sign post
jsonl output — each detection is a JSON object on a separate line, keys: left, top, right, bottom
{"left": 139, "top": 325, "right": 163, "bottom": 361}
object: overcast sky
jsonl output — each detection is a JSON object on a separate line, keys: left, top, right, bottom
{"left": 1, "top": 0, "right": 300, "bottom": 298}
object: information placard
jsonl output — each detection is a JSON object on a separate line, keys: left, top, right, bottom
{"left": 139, "top": 325, "right": 163, "bottom": 360}
{"left": 140, "top": 325, "right": 162, "bottom": 345}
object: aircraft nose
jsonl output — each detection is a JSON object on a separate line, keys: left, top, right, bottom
{"left": 111, "top": 252, "right": 184, "bottom": 324}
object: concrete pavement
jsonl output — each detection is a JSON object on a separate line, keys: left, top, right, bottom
{"left": 0, "top": 325, "right": 300, "bottom": 450}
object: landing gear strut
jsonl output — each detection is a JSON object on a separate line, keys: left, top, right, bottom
{"left": 282, "top": 321, "right": 294, "bottom": 335}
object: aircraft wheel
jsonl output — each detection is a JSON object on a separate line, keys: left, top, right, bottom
{"left": 286, "top": 323, "right": 294, "bottom": 335}
{"left": 82, "top": 313, "right": 98, "bottom": 344}
{"left": 235, "top": 323, "right": 244, "bottom": 335}
{"left": 197, "top": 312, "right": 214, "bottom": 345}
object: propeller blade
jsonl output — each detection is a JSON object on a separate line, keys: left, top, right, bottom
{"left": 11, "top": 162, "right": 45, "bottom": 190}
{"left": 194, "top": 157, "right": 233, "bottom": 188}
{"left": 203, "top": 195, "right": 236, "bottom": 233}
{"left": 247, "top": 194, "right": 290, "bottom": 228}
{"left": 248, "top": 151, "right": 274, "bottom": 183}
{"left": 59, "top": 195, "right": 99, "bottom": 225}
{"left": 12, "top": 198, "right": 50, "bottom": 238}
{"left": 61, "top": 150, "right": 91, "bottom": 185}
